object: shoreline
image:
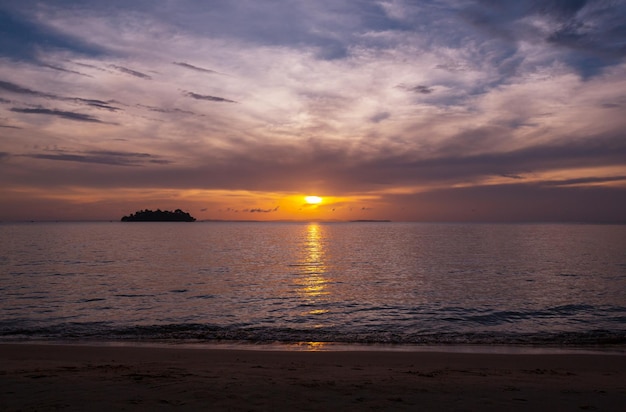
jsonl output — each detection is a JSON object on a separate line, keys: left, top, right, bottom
{"left": 3, "top": 339, "right": 626, "bottom": 355}
{"left": 2, "top": 343, "right": 625, "bottom": 411}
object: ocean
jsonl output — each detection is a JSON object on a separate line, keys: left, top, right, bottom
{"left": 1, "top": 222, "right": 625, "bottom": 348}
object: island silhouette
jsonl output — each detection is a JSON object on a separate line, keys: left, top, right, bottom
{"left": 121, "top": 209, "right": 196, "bottom": 222}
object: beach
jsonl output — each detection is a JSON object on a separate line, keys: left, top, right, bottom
{"left": 1, "top": 344, "right": 625, "bottom": 411}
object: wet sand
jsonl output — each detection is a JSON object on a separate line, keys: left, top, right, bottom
{"left": 1, "top": 343, "right": 625, "bottom": 411}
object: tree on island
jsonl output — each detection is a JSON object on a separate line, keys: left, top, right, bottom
{"left": 121, "top": 209, "right": 196, "bottom": 222}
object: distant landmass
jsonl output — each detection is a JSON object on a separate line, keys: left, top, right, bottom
{"left": 349, "top": 219, "right": 392, "bottom": 222}
{"left": 121, "top": 209, "right": 196, "bottom": 222}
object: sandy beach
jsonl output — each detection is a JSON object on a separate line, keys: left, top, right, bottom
{"left": 1, "top": 343, "right": 625, "bottom": 411}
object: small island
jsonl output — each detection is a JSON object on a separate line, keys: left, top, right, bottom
{"left": 121, "top": 209, "right": 196, "bottom": 222}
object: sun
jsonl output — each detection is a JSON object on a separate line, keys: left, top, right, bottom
{"left": 305, "top": 196, "right": 323, "bottom": 204}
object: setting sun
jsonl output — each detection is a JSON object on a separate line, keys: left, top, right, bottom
{"left": 305, "top": 196, "right": 323, "bottom": 204}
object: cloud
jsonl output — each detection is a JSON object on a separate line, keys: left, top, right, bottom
{"left": 20, "top": 150, "right": 171, "bottom": 167}
{"left": 0, "top": 7, "right": 104, "bottom": 62}
{"left": 110, "top": 65, "right": 152, "bottom": 80}
{"left": 73, "top": 99, "right": 120, "bottom": 111}
{"left": 499, "top": 173, "right": 524, "bottom": 180}
{"left": 397, "top": 84, "right": 434, "bottom": 94}
{"left": 0, "top": 1, "right": 624, "bottom": 222}
{"left": 539, "top": 176, "right": 626, "bottom": 187}
{"left": 173, "top": 62, "right": 219, "bottom": 74}
{"left": 0, "top": 79, "right": 120, "bottom": 111}
{"left": 73, "top": 61, "right": 107, "bottom": 71}
{"left": 184, "top": 91, "right": 237, "bottom": 103}
{"left": 219, "top": 207, "right": 265, "bottom": 213}
{"left": 413, "top": 85, "right": 434, "bottom": 94}
{"left": 245, "top": 206, "right": 279, "bottom": 213}
{"left": 387, "top": 182, "right": 626, "bottom": 223}
{"left": 136, "top": 104, "right": 196, "bottom": 116}
{"left": 348, "top": 132, "right": 626, "bottom": 190}
{"left": 40, "top": 63, "right": 91, "bottom": 77}
{"left": 369, "top": 112, "right": 390, "bottom": 123}
{"left": 10, "top": 108, "right": 104, "bottom": 123}
{"left": 545, "top": 3, "right": 626, "bottom": 59}
{"left": 462, "top": 0, "right": 626, "bottom": 77}
{"left": 0, "top": 80, "right": 52, "bottom": 98}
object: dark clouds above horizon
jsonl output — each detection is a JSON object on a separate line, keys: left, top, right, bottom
{"left": 0, "top": 0, "right": 625, "bottom": 222}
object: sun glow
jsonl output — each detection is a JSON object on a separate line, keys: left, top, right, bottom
{"left": 304, "top": 196, "right": 323, "bottom": 204}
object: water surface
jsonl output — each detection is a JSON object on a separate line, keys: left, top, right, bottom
{"left": 1, "top": 222, "right": 625, "bottom": 346}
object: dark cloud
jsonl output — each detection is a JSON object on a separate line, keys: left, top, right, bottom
{"left": 398, "top": 84, "right": 434, "bottom": 94}
{"left": 369, "top": 112, "right": 390, "bottom": 123}
{"left": 184, "top": 91, "right": 237, "bottom": 103}
{"left": 347, "top": 132, "right": 626, "bottom": 191}
{"left": 245, "top": 206, "right": 279, "bottom": 213}
{"left": 8, "top": 126, "right": 622, "bottom": 198}
{"left": 40, "top": 63, "right": 91, "bottom": 77}
{"left": 0, "top": 8, "right": 105, "bottom": 62}
{"left": 59, "top": 0, "right": 414, "bottom": 61}
{"left": 539, "top": 176, "right": 626, "bottom": 187}
{"left": 88, "top": 150, "right": 151, "bottom": 158}
{"left": 21, "top": 150, "right": 170, "bottom": 167}
{"left": 465, "top": 0, "right": 589, "bottom": 33}
{"left": 0, "top": 80, "right": 52, "bottom": 98}
{"left": 137, "top": 104, "right": 196, "bottom": 115}
{"left": 1, "top": 79, "right": 120, "bottom": 111}
{"left": 173, "top": 62, "right": 219, "bottom": 74}
{"left": 463, "top": 0, "right": 626, "bottom": 77}
{"left": 124, "top": 130, "right": 622, "bottom": 195}
{"left": 0, "top": 124, "right": 21, "bottom": 129}
{"left": 602, "top": 103, "right": 622, "bottom": 109}
{"left": 1, "top": 1, "right": 400, "bottom": 62}
{"left": 435, "top": 63, "right": 470, "bottom": 73}
{"left": 413, "top": 85, "right": 434, "bottom": 94}
{"left": 110, "top": 65, "right": 152, "bottom": 80}
{"left": 499, "top": 173, "right": 524, "bottom": 180}
{"left": 535, "top": 0, "right": 589, "bottom": 18}
{"left": 546, "top": 14, "right": 626, "bottom": 71}
{"left": 73, "top": 61, "right": 107, "bottom": 71}
{"left": 388, "top": 182, "right": 626, "bottom": 224}
{"left": 10, "top": 108, "right": 103, "bottom": 123}
{"left": 73, "top": 98, "right": 120, "bottom": 111}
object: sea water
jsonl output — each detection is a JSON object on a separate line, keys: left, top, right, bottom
{"left": 1, "top": 222, "right": 625, "bottom": 347}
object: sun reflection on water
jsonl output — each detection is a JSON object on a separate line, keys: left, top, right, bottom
{"left": 299, "top": 341, "right": 327, "bottom": 351}
{"left": 296, "top": 223, "right": 332, "bottom": 318}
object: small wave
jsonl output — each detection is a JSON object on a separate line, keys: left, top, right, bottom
{"left": 2, "top": 322, "right": 625, "bottom": 347}
{"left": 549, "top": 304, "right": 595, "bottom": 314}
{"left": 192, "top": 294, "right": 216, "bottom": 300}
{"left": 114, "top": 294, "right": 153, "bottom": 298}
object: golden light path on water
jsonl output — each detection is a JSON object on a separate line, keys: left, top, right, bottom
{"left": 294, "top": 223, "right": 332, "bottom": 345}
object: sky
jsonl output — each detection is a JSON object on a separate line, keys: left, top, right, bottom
{"left": 0, "top": 0, "right": 625, "bottom": 222}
